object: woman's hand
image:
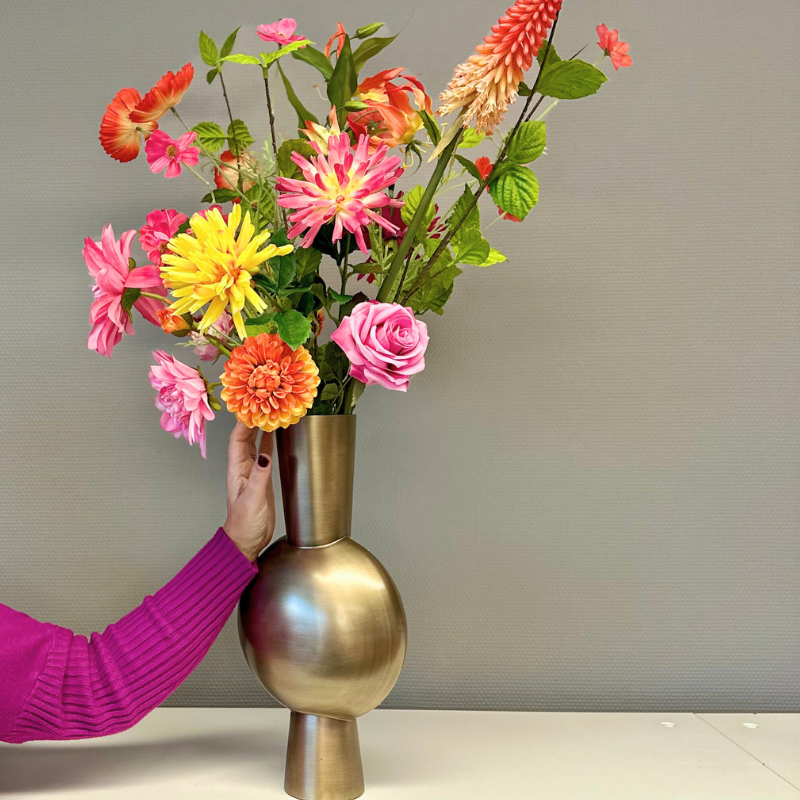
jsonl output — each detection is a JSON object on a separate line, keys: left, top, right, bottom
{"left": 223, "top": 422, "right": 276, "bottom": 562}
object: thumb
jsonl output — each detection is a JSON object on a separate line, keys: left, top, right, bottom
{"left": 244, "top": 451, "right": 273, "bottom": 498}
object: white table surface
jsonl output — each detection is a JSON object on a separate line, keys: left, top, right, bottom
{"left": 1, "top": 709, "right": 799, "bottom": 799}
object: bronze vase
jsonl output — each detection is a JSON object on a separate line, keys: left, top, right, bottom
{"left": 239, "top": 415, "right": 407, "bottom": 800}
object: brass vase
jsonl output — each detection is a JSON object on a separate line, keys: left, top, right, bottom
{"left": 239, "top": 415, "right": 407, "bottom": 800}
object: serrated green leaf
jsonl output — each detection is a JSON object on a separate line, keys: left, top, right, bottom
{"left": 518, "top": 81, "right": 532, "bottom": 97}
{"left": 206, "top": 68, "right": 219, "bottom": 84}
{"left": 455, "top": 155, "right": 483, "bottom": 182}
{"left": 537, "top": 59, "right": 608, "bottom": 100}
{"left": 355, "top": 22, "right": 385, "bottom": 39}
{"left": 408, "top": 263, "right": 461, "bottom": 316}
{"left": 192, "top": 121, "right": 227, "bottom": 152}
{"left": 507, "top": 120, "right": 546, "bottom": 164}
{"left": 419, "top": 110, "right": 441, "bottom": 146}
{"left": 479, "top": 248, "right": 508, "bottom": 267}
{"left": 537, "top": 42, "right": 561, "bottom": 66}
{"left": 267, "top": 245, "right": 297, "bottom": 293}
{"left": 277, "top": 139, "right": 317, "bottom": 179}
{"left": 352, "top": 35, "right": 398, "bottom": 73}
{"left": 275, "top": 309, "right": 312, "bottom": 349}
{"left": 453, "top": 228, "right": 490, "bottom": 266}
{"left": 458, "top": 128, "right": 485, "bottom": 149}
{"left": 448, "top": 186, "right": 480, "bottom": 232}
{"left": 220, "top": 27, "right": 240, "bottom": 59}
{"left": 261, "top": 39, "right": 312, "bottom": 67}
{"left": 220, "top": 53, "right": 262, "bottom": 65}
{"left": 320, "top": 384, "right": 341, "bottom": 402}
{"left": 488, "top": 164, "right": 539, "bottom": 221}
{"left": 291, "top": 44, "right": 334, "bottom": 79}
{"left": 200, "top": 188, "right": 239, "bottom": 204}
{"left": 199, "top": 31, "right": 219, "bottom": 66}
{"left": 401, "top": 185, "right": 434, "bottom": 232}
{"left": 227, "top": 119, "right": 254, "bottom": 156}
{"left": 245, "top": 311, "right": 277, "bottom": 335}
{"left": 330, "top": 290, "right": 354, "bottom": 305}
{"left": 321, "top": 341, "right": 350, "bottom": 381}
{"left": 295, "top": 247, "right": 323, "bottom": 281}
{"left": 277, "top": 62, "right": 319, "bottom": 127}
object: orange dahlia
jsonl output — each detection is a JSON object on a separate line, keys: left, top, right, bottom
{"left": 438, "top": 0, "right": 562, "bottom": 134}
{"left": 220, "top": 334, "right": 320, "bottom": 431}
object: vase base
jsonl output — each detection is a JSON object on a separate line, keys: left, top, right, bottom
{"left": 284, "top": 712, "right": 365, "bottom": 800}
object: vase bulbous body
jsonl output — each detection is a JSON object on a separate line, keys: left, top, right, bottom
{"left": 239, "top": 415, "right": 407, "bottom": 800}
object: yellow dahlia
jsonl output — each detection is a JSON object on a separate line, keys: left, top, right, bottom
{"left": 220, "top": 333, "right": 320, "bottom": 431}
{"left": 161, "top": 205, "right": 293, "bottom": 338}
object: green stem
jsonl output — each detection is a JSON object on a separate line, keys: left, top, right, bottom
{"left": 204, "top": 333, "right": 232, "bottom": 357}
{"left": 376, "top": 133, "right": 461, "bottom": 303}
{"left": 341, "top": 377, "right": 362, "bottom": 415}
{"left": 263, "top": 65, "right": 287, "bottom": 228}
{"left": 217, "top": 70, "right": 244, "bottom": 193}
{"left": 140, "top": 291, "right": 170, "bottom": 304}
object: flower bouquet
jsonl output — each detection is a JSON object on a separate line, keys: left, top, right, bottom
{"left": 86, "top": 3, "right": 631, "bottom": 797}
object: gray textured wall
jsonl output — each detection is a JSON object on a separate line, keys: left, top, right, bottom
{"left": 1, "top": 0, "right": 798, "bottom": 712}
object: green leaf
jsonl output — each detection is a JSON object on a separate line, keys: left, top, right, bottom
{"left": 245, "top": 311, "right": 277, "bottom": 335}
{"left": 506, "top": 120, "right": 546, "bottom": 164}
{"left": 320, "top": 383, "right": 341, "bottom": 402}
{"left": 353, "top": 262, "right": 382, "bottom": 274}
{"left": 227, "top": 119, "right": 254, "bottom": 156}
{"left": 220, "top": 27, "right": 240, "bottom": 59}
{"left": 448, "top": 186, "right": 480, "bottom": 232}
{"left": 330, "top": 290, "right": 354, "bottom": 305}
{"left": 206, "top": 68, "right": 219, "bottom": 84}
{"left": 291, "top": 44, "right": 334, "bottom": 79}
{"left": 536, "top": 60, "right": 608, "bottom": 100}
{"left": 200, "top": 188, "right": 239, "bottom": 204}
{"left": 453, "top": 228, "right": 490, "bottom": 266}
{"left": 320, "top": 341, "right": 350, "bottom": 381}
{"left": 267, "top": 244, "right": 297, "bottom": 292}
{"left": 479, "top": 248, "right": 508, "bottom": 267}
{"left": 349, "top": 378, "right": 366, "bottom": 409}
{"left": 352, "top": 35, "right": 398, "bottom": 73}
{"left": 295, "top": 247, "right": 323, "bottom": 281}
{"left": 537, "top": 42, "right": 562, "bottom": 66}
{"left": 408, "top": 264, "right": 462, "bottom": 316}
{"left": 120, "top": 287, "right": 141, "bottom": 314}
{"left": 327, "top": 35, "right": 358, "bottom": 116}
{"left": 277, "top": 62, "right": 319, "bottom": 127}
{"left": 488, "top": 164, "right": 539, "bottom": 221}
{"left": 401, "top": 185, "right": 435, "bottom": 232}
{"left": 354, "top": 22, "right": 385, "bottom": 39}
{"left": 458, "top": 128, "right": 485, "bottom": 149}
{"left": 219, "top": 53, "right": 262, "bottom": 65}
{"left": 192, "top": 121, "right": 227, "bottom": 152}
{"left": 275, "top": 309, "right": 312, "bottom": 349}
{"left": 277, "top": 139, "right": 316, "bottom": 179}
{"left": 260, "top": 39, "right": 312, "bottom": 67}
{"left": 419, "top": 110, "right": 441, "bottom": 146}
{"left": 455, "top": 155, "right": 483, "bottom": 182}
{"left": 199, "top": 31, "right": 219, "bottom": 66}
{"left": 518, "top": 81, "right": 532, "bottom": 97}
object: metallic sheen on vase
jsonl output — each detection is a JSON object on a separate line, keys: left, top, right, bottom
{"left": 239, "top": 415, "right": 407, "bottom": 800}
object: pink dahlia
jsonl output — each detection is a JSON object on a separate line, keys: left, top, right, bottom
{"left": 148, "top": 351, "right": 215, "bottom": 457}
{"left": 276, "top": 132, "right": 405, "bottom": 253}
{"left": 145, "top": 130, "right": 200, "bottom": 178}
{"left": 84, "top": 225, "right": 166, "bottom": 358}
{"left": 139, "top": 208, "right": 188, "bottom": 266}
{"left": 257, "top": 18, "right": 306, "bottom": 45}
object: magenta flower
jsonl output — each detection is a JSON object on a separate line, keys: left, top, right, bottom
{"left": 257, "top": 18, "right": 306, "bottom": 45}
{"left": 331, "top": 301, "right": 429, "bottom": 392}
{"left": 276, "top": 133, "right": 404, "bottom": 253}
{"left": 138, "top": 208, "right": 187, "bottom": 266}
{"left": 84, "top": 225, "right": 165, "bottom": 358}
{"left": 145, "top": 130, "right": 200, "bottom": 178}
{"left": 148, "top": 351, "right": 215, "bottom": 457}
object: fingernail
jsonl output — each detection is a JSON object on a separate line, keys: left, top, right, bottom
{"left": 258, "top": 455, "right": 269, "bottom": 468}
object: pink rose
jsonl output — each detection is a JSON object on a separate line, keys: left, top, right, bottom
{"left": 331, "top": 301, "right": 429, "bottom": 392}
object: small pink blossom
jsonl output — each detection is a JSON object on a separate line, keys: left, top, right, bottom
{"left": 145, "top": 130, "right": 200, "bottom": 178}
{"left": 596, "top": 24, "right": 632, "bottom": 71}
{"left": 84, "top": 224, "right": 166, "bottom": 358}
{"left": 331, "top": 301, "right": 429, "bottom": 392}
{"left": 149, "top": 351, "right": 215, "bottom": 457}
{"left": 195, "top": 204, "right": 229, "bottom": 223}
{"left": 139, "top": 208, "right": 187, "bottom": 266}
{"left": 257, "top": 19, "right": 306, "bottom": 45}
{"left": 190, "top": 311, "right": 234, "bottom": 361}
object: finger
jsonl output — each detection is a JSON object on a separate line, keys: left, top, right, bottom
{"left": 257, "top": 430, "right": 275, "bottom": 458}
{"left": 244, "top": 450, "right": 274, "bottom": 500}
{"left": 228, "top": 421, "right": 258, "bottom": 490}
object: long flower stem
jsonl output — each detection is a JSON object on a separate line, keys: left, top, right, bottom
{"left": 402, "top": 11, "right": 561, "bottom": 303}
{"left": 218, "top": 70, "right": 244, "bottom": 193}
{"left": 376, "top": 133, "right": 461, "bottom": 304}
{"left": 204, "top": 333, "right": 232, "bottom": 357}
{"left": 262, "top": 66, "right": 287, "bottom": 228}
{"left": 140, "top": 291, "right": 170, "bottom": 304}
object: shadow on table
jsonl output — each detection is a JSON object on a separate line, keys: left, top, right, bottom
{"left": 0, "top": 730, "right": 285, "bottom": 794}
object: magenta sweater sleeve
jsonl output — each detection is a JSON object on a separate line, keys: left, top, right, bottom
{"left": 0, "top": 528, "right": 256, "bottom": 743}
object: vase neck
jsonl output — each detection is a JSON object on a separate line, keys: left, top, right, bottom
{"left": 276, "top": 415, "right": 357, "bottom": 547}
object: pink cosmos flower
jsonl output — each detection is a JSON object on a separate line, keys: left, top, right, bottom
{"left": 145, "top": 130, "right": 200, "bottom": 178}
{"left": 597, "top": 24, "right": 632, "bottom": 71}
{"left": 276, "top": 133, "right": 405, "bottom": 253}
{"left": 331, "top": 301, "right": 429, "bottom": 392}
{"left": 84, "top": 225, "right": 166, "bottom": 358}
{"left": 257, "top": 18, "right": 306, "bottom": 45}
{"left": 138, "top": 208, "right": 188, "bottom": 266}
{"left": 149, "top": 351, "right": 215, "bottom": 458}
{"left": 190, "top": 311, "right": 234, "bottom": 362}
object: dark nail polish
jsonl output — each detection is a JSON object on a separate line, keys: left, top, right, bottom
{"left": 258, "top": 455, "right": 269, "bottom": 468}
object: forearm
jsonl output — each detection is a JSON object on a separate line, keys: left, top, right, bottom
{"left": 2, "top": 528, "right": 255, "bottom": 743}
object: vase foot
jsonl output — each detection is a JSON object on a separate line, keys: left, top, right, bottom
{"left": 284, "top": 711, "right": 365, "bottom": 800}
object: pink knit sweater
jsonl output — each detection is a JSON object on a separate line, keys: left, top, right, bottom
{"left": 0, "top": 528, "right": 256, "bottom": 743}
